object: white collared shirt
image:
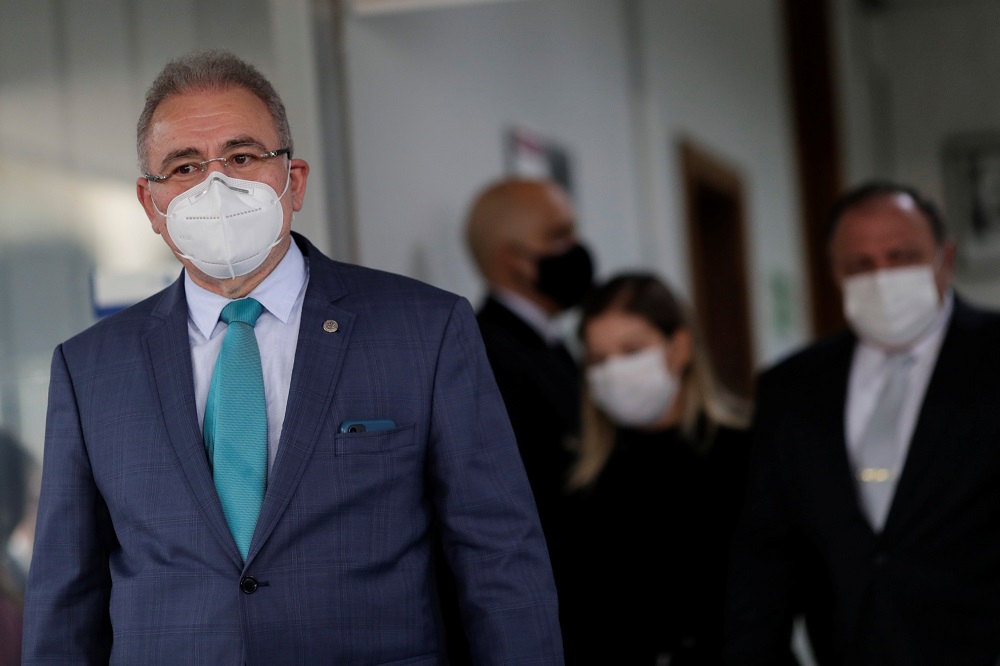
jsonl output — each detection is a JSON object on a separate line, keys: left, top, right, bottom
{"left": 845, "top": 290, "right": 954, "bottom": 473}
{"left": 185, "top": 241, "right": 309, "bottom": 473}
{"left": 492, "top": 287, "right": 568, "bottom": 347}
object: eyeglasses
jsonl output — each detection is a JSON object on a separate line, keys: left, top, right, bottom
{"left": 144, "top": 147, "right": 291, "bottom": 186}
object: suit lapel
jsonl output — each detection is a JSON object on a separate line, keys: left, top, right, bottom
{"left": 806, "top": 335, "right": 870, "bottom": 529}
{"left": 247, "top": 237, "right": 353, "bottom": 563}
{"left": 144, "top": 278, "right": 245, "bottom": 568}
{"left": 884, "top": 300, "right": 980, "bottom": 534}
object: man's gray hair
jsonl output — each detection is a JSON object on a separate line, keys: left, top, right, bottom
{"left": 136, "top": 49, "right": 293, "bottom": 173}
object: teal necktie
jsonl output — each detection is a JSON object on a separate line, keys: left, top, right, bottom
{"left": 204, "top": 297, "right": 267, "bottom": 560}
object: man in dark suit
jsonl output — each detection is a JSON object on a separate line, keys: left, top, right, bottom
{"left": 464, "top": 178, "right": 593, "bottom": 552}
{"left": 727, "top": 181, "right": 1000, "bottom": 665}
{"left": 461, "top": 179, "right": 592, "bottom": 661}
{"left": 22, "top": 50, "right": 562, "bottom": 665}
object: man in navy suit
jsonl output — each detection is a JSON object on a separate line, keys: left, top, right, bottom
{"left": 727, "top": 181, "right": 1000, "bottom": 665}
{"left": 22, "top": 49, "right": 562, "bottom": 665}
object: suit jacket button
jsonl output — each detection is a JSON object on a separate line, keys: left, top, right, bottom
{"left": 240, "top": 576, "right": 258, "bottom": 594}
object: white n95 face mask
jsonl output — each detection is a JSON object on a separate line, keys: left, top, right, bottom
{"left": 154, "top": 171, "right": 290, "bottom": 280}
{"left": 586, "top": 346, "right": 679, "bottom": 427}
{"left": 842, "top": 265, "right": 942, "bottom": 349}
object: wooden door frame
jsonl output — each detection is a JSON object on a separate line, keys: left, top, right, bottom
{"left": 782, "top": 0, "right": 845, "bottom": 337}
{"left": 679, "top": 138, "right": 756, "bottom": 398}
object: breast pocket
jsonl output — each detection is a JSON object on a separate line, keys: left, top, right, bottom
{"left": 334, "top": 423, "right": 416, "bottom": 455}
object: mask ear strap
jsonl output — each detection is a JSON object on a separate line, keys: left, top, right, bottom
{"left": 276, "top": 161, "right": 292, "bottom": 201}
{"left": 265, "top": 165, "right": 293, "bottom": 251}
{"left": 150, "top": 189, "right": 168, "bottom": 218}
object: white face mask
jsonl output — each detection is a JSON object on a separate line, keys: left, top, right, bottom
{"left": 586, "top": 346, "right": 678, "bottom": 427}
{"left": 842, "top": 264, "right": 942, "bottom": 349}
{"left": 153, "top": 171, "right": 290, "bottom": 280}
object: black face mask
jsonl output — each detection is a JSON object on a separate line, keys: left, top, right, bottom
{"left": 535, "top": 242, "right": 595, "bottom": 310}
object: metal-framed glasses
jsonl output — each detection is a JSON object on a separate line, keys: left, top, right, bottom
{"left": 144, "top": 147, "right": 291, "bottom": 186}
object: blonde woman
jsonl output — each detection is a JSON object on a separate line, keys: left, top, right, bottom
{"left": 559, "top": 272, "right": 767, "bottom": 666}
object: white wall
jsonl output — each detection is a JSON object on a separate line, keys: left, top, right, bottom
{"left": 343, "top": 0, "right": 644, "bottom": 304}
{"left": 631, "top": 0, "right": 808, "bottom": 367}
{"left": 343, "top": 0, "right": 809, "bottom": 368}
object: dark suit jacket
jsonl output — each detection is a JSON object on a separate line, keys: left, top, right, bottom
{"left": 22, "top": 234, "right": 562, "bottom": 665}
{"left": 563, "top": 424, "right": 752, "bottom": 665}
{"left": 727, "top": 296, "right": 1000, "bottom": 666}
{"left": 474, "top": 295, "right": 579, "bottom": 538}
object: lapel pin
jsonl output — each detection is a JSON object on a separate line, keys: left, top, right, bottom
{"left": 323, "top": 320, "right": 339, "bottom": 333}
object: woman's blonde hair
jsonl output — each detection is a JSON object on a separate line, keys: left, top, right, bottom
{"left": 566, "top": 273, "right": 750, "bottom": 490}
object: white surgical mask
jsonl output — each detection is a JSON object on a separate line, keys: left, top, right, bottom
{"left": 586, "top": 346, "right": 678, "bottom": 427}
{"left": 842, "top": 264, "right": 942, "bottom": 349}
{"left": 153, "top": 170, "right": 290, "bottom": 280}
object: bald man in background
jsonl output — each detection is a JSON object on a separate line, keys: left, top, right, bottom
{"left": 465, "top": 178, "right": 594, "bottom": 548}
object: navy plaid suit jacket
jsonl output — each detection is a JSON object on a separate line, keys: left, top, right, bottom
{"left": 23, "top": 234, "right": 563, "bottom": 665}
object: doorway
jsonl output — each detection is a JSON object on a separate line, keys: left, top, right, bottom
{"left": 680, "top": 139, "right": 756, "bottom": 399}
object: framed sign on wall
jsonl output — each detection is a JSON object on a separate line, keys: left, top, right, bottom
{"left": 504, "top": 125, "right": 574, "bottom": 198}
{"left": 942, "top": 131, "right": 1000, "bottom": 279}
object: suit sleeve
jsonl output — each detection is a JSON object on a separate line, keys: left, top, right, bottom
{"left": 426, "top": 297, "right": 564, "bottom": 664}
{"left": 725, "top": 370, "right": 800, "bottom": 665}
{"left": 22, "top": 345, "right": 115, "bottom": 664}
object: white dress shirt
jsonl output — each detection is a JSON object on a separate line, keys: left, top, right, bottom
{"left": 845, "top": 290, "right": 954, "bottom": 474}
{"left": 185, "top": 240, "right": 309, "bottom": 474}
{"left": 491, "top": 287, "right": 568, "bottom": 346}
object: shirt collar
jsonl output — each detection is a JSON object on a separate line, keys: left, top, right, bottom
{"left": 491, "top": 287, "right": 566, "bottom": 346}
{"left": 185, "top": 239, "right": 308, "bottom": 339}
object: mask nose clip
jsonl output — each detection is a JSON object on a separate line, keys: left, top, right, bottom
{"left": 205, "top": 175, "right": 250, "bottom": 195}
